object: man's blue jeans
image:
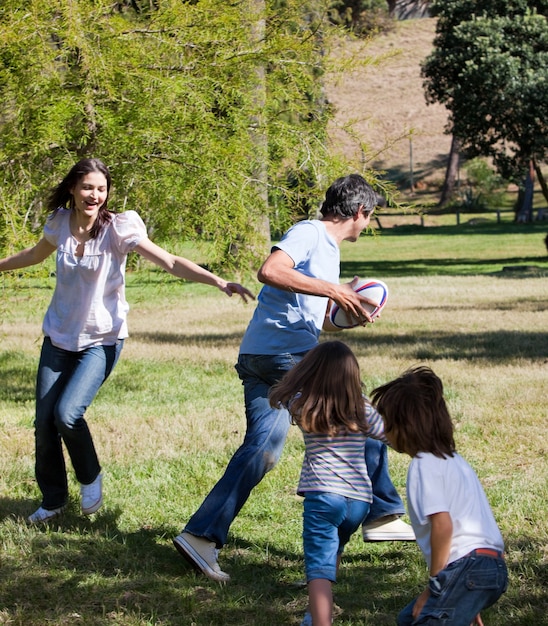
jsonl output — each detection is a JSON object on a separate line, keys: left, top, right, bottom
{"left": 34, "top": 337, "right": 123, "bottom": 510}
{"left": 397, "top": 551, "right": 508, "bottom": 625}
{"left": 184, "top": 352, "right": 404, "bottom": 548}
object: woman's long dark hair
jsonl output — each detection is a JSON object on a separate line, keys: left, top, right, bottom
{"left": 269, "top": 341, "right": 368, "bottom": 436}
{"left": 47, "top": 158, "right": 113, "bottom": 239}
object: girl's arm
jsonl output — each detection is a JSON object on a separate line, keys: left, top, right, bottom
{"left": 133, "top": 238, "right": 254, "bottom": 302}
{"left": 412, "top": 511, "right": 453, "bottom": 620}
{"left": 363, "top": 401, "right": 390, "bottom": 444}
{"left": 0, "top": 238, "right": 56, "bottom": 272}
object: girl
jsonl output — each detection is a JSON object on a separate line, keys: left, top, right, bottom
{"left": 270, "top": 340, "right": 388, "bottom": 626}
{"left": 0, "top": 158, "right": 254, "bottom": 524}
{"left": 371, "top": 366, "right": 508, "bottom": 626}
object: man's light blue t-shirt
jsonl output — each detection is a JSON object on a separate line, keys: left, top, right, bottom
{"left": 239, "top": 220, "right": 340, "bottom": 356}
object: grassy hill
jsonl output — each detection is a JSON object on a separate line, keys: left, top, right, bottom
{"left": 327, "top": 18, "right": 449, "bottom": 199}
{"left": 327, "top": 17, "right": 548, "bottom": 220}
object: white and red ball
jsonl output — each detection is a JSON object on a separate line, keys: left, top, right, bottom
{"left": 329, "top": 279, "right": 388, "bottom": 329}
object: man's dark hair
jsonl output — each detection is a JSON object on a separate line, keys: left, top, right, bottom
{"left": 320, "top": 173, "right": 383, "bottom": 218}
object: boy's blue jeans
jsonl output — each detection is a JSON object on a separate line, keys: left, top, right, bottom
{"left": 184, "top": 352, "right": 404, "bottom": 548}
{"left": 34, "top": 337, "right": 123, "bottom": 510}
{"left": 397, "top": 550, "right": 508, "bottom": 626}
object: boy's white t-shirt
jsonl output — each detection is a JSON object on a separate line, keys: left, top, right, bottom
{"left": 406, "top": 452, "right": 504, "bottom": 570}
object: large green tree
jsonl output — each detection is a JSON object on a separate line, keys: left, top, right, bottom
{"left": 0, "top": 0, "right": 355, "bottom": 270}
{"left": 422, "top": 0, "right": 548, "bottom": 208}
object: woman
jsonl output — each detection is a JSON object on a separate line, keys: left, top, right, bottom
{"left": 0, "top": 158, "right": 254, "bottom": 524}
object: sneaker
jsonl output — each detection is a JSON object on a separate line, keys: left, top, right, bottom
{"left": 300, "top": 609, "right": 333, "bottom": 625}
{"left": 362, "top": 515, "right": 416, "bottom": 541}
{"left": 173, "top": 532, "right": 230, "bottom": 582}
{"left": 80, "top": 473, "right": 103, "bottom": 515}
{"left": 27, "top": 506, "right": 64, "bottom": 524}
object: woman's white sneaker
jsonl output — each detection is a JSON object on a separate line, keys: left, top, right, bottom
{"left": 27, "top": 506, "right": 64, "bottom": 524}
{"left": 80, "top": 473, "right": 103, "bottom": 515}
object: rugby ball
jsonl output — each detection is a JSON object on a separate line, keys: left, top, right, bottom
{"left": 329, "top": 279, "right": 388, "bottom": 329}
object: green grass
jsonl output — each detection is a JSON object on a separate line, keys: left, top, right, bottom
{"left": 1, "top": 222, "right": 547, "bottom": 625}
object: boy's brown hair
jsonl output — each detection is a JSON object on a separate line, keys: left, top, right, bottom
{"left": 370, "top": 365, "right": 455, "bottom": 458}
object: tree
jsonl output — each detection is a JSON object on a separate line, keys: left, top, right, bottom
{"left": 422, "top": 0, "right": 548, "bottom": 211}
{"left": 0, "top": 0, "right": 353, "bottom": 270}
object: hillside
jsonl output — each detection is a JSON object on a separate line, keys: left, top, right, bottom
{"left": 326, "top": 18, "right": 450, "bottom": 195}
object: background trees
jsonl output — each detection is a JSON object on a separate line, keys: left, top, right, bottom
{"left": 422, "top": 0, "right": 548, "bottom": 212}
{"left": 0, "top": 0, "right": 356, "bottom": 270}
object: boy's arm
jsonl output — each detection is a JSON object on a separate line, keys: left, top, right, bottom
{"left": 429, "top": 511, "right": 452, "bottom": 575}
{"left": 412, "top": 511, "right": 453, "bottom": 620}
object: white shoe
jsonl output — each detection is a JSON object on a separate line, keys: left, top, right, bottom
{"left": 27, "top": 506, "right": 64, "bottom": 524}
{"left": 173, "top": 532, "right": 230, "bottom": 582}
{"left": 362, "top": 516, "right": 416, "bottom": 541}
{"left": 80, "top": 473, "right": 103, "bottom": 515}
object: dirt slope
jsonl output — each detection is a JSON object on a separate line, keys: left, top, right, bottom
{"left": 327, "top": 18, "right": 450, "bottom": 190}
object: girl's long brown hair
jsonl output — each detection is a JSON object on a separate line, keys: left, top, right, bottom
{"left": 47, "top": 158, "right": 114, "bottom": 239}
{"left": 269, "top": 341, "right": 367, "bottom": 435}
{"left": 370, "top": 365, "right": 455, "bottom": 458}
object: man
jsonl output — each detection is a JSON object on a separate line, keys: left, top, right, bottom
{"left": 174, "top": 174, "right": 414, "bottom": 582}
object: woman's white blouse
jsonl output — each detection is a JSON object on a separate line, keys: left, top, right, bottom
{"left": 42, "top": 209, "right": 147, "bottom": 351}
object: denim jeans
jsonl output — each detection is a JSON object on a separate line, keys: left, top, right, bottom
{"left": 34, "top": 337, "right": 123, "bottom": 509}
{"left": 303, "top": 491, "right": 371, "bottom": 582}
{"left": 397, "top": 551, "right": 508, "bottom": 626}
{"left": 184, "top": 352, "right": 404, "bottom": 548}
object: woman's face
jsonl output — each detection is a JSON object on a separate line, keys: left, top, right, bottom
{"left": 70, "top": 172, "right": 108, "bottom": 220}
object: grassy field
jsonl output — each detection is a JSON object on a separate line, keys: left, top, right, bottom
{"left": 1, "top": 222, "right": 547, "bottom": 625}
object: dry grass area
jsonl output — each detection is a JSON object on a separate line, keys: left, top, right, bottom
{"left": 327, "top": 18, "right": 452, "bottom": 192}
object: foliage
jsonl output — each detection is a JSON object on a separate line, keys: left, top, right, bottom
{"left": 0, "top": 0, "right": 368, "bottom": 270}
{"left": 329, "top": 0, "right": 393, "bottom": 35}
{"left": 421, "top": 0, "right": 548, "bottom": 185}
{"left": 451, "top": 158, "right": 507, "bottom": 213}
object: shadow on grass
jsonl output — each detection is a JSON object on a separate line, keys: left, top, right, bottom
{"left": 347, "top": 329, "right": 548, "bottom": 362}
{"left": 1, "top": 327, "right": 546, "bottom": 415}
{"left": 0, "top": 500, "right": 428, "bottom": 625}
{"left": 0, "top": 503, "right": 304, "bottom": 625}
{"left": 128, "top": 327, "right": 548, "bottom": 363}
{"left": 341, "top": 255, "right": 548, "bottom": 278}
{"left": 129, "top": 331, "right": 244, "bottom": 349}
{"left": 0, "top": 498, "right": 545, "bottom": 625}
{"left": 0, "top": 351, "right": 37, "bottom": 405}
{"left": 375, "top": 157, "right": 449, "bottom": 189}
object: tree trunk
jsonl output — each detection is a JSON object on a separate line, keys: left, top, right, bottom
{"left": 533, "top": 159, "right": 548, "bottom": 206}
{"left": 438, "top": 135, "right": 460, "bottom": 207}
{"left": 515, "top": 160, "right": 535, "bottom": 223}
{"left": 247, "top": 0, "right": 270, "bottom": 252}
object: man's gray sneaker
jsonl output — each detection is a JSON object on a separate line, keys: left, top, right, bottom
{"left": 173, "top": 532, "right": 230, "bottom": 582}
